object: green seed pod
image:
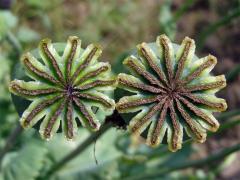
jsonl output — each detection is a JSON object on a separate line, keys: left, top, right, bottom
{"left": 9, "top": 36, "right": 116, "bottom": 140}
{"left": 116, "top": 34, "right": 227, "bottom": 152}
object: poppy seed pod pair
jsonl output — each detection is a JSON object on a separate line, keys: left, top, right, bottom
{"left": 9, "top": 35, "right": 227, "bottom": 152}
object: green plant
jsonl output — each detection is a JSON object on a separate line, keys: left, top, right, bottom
{"left": 8, "top": 34, "right": 228, "bottom": 147}
{"left": 1, "top": 1, "right": 240, "bottom": 179}
{"left": 1, "top": 34, "right": 235, "bottom": 179}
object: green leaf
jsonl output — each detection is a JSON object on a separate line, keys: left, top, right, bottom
{"left": 158, "top": 0, "right": 176, "bottom": 40}
{"left": 0, "top": 10, "right": 17, "bottom": 41}
{"left": 23, "top": 0, "right": 63, "bottom": 10}
{"left": 1, "top": 141, "right": 47, "bottom": 180}
{"left": 0, "top": 54, "right": 18, "bottom": 143}
{"left": 0, "top": 54, "right": 11, "bottom": 100}
{"left": 17, "top": 26, "right": 40, "bottom": 43}
{"left": 48, "top": 129, "right": 122, "bottom": 179}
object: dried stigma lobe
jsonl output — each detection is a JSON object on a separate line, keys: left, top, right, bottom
{"left": 116, "top": 34, "right": 227, "bottom": 152}
{"left": 9, "top": 36, "right": 116, "bottom": 140}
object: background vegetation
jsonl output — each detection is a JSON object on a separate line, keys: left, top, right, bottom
{"left": 0, "top": 0, "right": 240, "bottom": 179}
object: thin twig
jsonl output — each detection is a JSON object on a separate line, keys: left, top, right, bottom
{"left": 93, "top": 139, "right": 98, "bottom": 165}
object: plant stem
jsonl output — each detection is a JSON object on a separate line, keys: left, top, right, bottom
{"left": 0, "top": 123, "right": 23, "bottom": 166}
{"left": 6, "top": 31, "right": 22, "bottom": 57}
{"left": 216, "top": 118, "right": 240, "bottom": 134}
{"left": 41, "top": 122, "right": 112, "bottom": 179}
{"left": 127, "top": 143, "right": 240, "bottom": 180}
{"left": 172, "top": 0, "right": 196, "bottom": 22}
{"left": 217, "top": 109, "right": 240, "bottom": 121}
{"left": 196, "top": 7, "right": 240, "bottom": 50}
{"left": 37, "top": 109, "right": 240, "bottom": 179}
{"left": 226, "top": 64, "right": 240, "bottom": 82}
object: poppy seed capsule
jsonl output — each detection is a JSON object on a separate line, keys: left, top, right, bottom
{"left": 9, "top": 36, "right": 116, "bottom": 140}
{"left": 116, "top": 34, "right": 227, "bottom": 152}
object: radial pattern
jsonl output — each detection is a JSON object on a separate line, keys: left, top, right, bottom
{"left": 9, "top": 36, "right": 116, "bottom": 140}
{"left": 116, "top": 34, "right": 227, "bottom": 152}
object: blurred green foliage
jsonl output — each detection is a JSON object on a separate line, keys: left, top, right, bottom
{"left": 0, "top": 0, "right": 240, "bottom": 180}
{"left": 0, "top": 11, "right": 17, "bottom": 41}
